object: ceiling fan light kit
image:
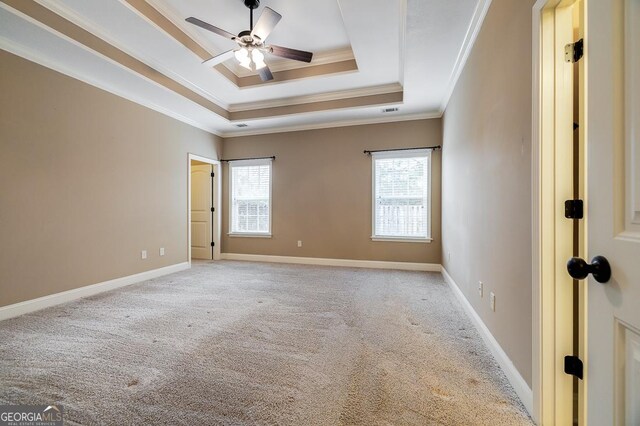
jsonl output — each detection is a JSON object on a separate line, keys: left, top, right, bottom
{"left": 186, "top": 0, "right": 314, "bottom": 82}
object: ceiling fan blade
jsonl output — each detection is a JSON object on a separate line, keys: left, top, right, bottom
{"left": 269, "top": 45, "right": 313, "bottom": 63}
{"left": 258, "top": 65, "right": 274, "bottom": 82}
{"left": 202, "top": 50, "right": 236, "bottom": 67}
{"left": 250, "top": 7, "right": 282, "bottom": 41}
{"left": 185, "top": 17, "right": 236, "bottom": 40}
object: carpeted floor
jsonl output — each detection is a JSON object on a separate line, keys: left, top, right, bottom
{"left": 0, "top": 261, "right": 533, "bottom": 425}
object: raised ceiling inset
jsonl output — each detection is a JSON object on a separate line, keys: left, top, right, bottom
{"left": 129, "top": 0, "right": 358, "bottom": 87}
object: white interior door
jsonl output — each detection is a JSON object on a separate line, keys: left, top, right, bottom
{"left": 191, "top": 164, "right": 213, "bottom": 260}
{"left": 587, "top": 0, "right": 640, "bottom": 424}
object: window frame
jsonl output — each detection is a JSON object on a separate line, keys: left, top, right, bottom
{"left": 228, "top": 158, "right": 273, "bottom": 238}
{"left": 371, "top": 149, "right": 432, "bottom": 243}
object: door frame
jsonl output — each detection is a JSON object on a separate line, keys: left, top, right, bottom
{"left": 532, "top": 0, "right": 587, "bottom": 424}
{"left": 188, "top": 153, "right": 222, "bottom": 264}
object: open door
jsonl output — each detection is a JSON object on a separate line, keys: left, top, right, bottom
{"left": 582, "top": 0, "right": 640, "bottom": 424}
{"left": 190, "top": 163, "right": 213, "bottom": 260}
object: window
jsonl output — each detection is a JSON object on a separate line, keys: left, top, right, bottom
{"left": 372, "top": 149, "right": 431, "bottom": 241}
{"left": 229, "top": 159, "right": 272, "bottom": 236}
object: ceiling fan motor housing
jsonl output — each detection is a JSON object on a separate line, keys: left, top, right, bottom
{"left": 243, "top": 0, "right": 260, "bottom": 10}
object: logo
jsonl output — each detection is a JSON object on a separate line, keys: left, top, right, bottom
{"left": 0, "top": 405, "right": 64, "bottom": 426}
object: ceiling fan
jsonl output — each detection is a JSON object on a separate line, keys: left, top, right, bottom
{"left": 186, "top": 0, "right": 314, "bottom": 82}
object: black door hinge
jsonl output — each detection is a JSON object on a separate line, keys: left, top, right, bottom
{"left": 565, "top": 200, "right": 584, "bottom": 219}
{"left": 565, "top": 38, "right": 584, "bottom": 63}
{"left": 211, "top": 207, "right": 215, "bottom": 212}
{"left": 211, "top": 172, "right": 215, "bottom": 178}
{"left": 564, "top": 355, "right": 583, "bottom": 379}
{"left": 211, "top": 242, "right": 215, "bottom": 247}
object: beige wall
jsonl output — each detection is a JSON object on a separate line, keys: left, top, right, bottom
{"left": 221, "top": 120, "right": 442, "bottom": 263}
{"left": 0, "top": 51, "right": 222, "bottom": 307}
{"left": 442, "top": 0, "right": 534, "bottom": 385}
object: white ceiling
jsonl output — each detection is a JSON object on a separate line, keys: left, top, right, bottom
{"left": 0, "top": 0, "right": 488, "bottom": 137}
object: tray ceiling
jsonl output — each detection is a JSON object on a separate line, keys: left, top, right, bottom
{"left": 0, "top": 0, "right": 488, "bottom": 137}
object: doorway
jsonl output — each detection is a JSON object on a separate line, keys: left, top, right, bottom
{"left": 188, "top": 154, "right": 221, "bottom": 263}
{"left": 532, "top": 0, "right": 586, "bottom": 424}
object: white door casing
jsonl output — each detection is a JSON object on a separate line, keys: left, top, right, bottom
{"left": 587, "top": 0, "right": 640, "bottom": 424}
{"left": 532, "top": 1, "right": 586, "bottom": 423}
{"left": 190, "top": 164, "right": 213, "bottom": 260}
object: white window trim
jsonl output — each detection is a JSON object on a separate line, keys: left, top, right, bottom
{"left": 228, "top": 158, "right": 273, "bottom": 238}
{"left": 371, "top": 149, "right": 432, "bottom": 243}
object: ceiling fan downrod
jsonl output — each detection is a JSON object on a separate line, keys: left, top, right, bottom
{"left": 243, "top": 0, "right": 260, "bottom": 30}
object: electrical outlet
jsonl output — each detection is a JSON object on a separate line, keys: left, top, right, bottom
{"left": 490, "top": 292, "right": 496, "bottom": 312}
{"left": 297, "top": 240, "right": 303, "bottom": 248}
{"left": 141, "top": 250, "right": 147, "bottom": 260}
{"left": 159, "top": 248, "right": 165, "bottom": 256}
{"left": 478, "top": 281, "right": 483, "bottom": 297}
{"left": 448, "top": 251, "right": 451, "bottom": 262}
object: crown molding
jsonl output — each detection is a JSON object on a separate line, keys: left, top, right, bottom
{"left": 229, "top": 83, "right": 403, "bottom": 112}
{"left": 229, "top": 91, "right": 403, "bottom": 122}
{"left": 0, "top": 35, "right": 223, "bottom": 137}
{"left": 439, "top": 0, "right": 492, "bottom": 114}
{"left": 3, "top": 0, "right": 228, "bottom": 119}
{"left": 221, "top": 111, "right": 442, "bottom": 138}
{"left": 398, "top": 0, "right": 407, "bottom": 87}
{"left": 35, "top": 0, "right": 230, "bottom": 109}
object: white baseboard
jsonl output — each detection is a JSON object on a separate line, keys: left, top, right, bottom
{"left": 0, "top": 262, "right": 190, "bottom": 322}
{"left": 221, "top": 253, "right": 441, "bottom": 272}
{"left": 441, "top": 267, "right": 533, "bottom": 417}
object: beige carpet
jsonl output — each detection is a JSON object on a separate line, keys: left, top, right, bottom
{"left": 0, "top": 261, "right": 532, "bottom": 425}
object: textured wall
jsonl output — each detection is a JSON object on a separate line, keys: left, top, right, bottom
{"left": 0, "top": 51, "right": 222, "bottom": 307}
{"left": 441, "top": 0, "right": 535, "bottom": 385}
{"left": 221, "top": 120, "right": 442, "bottom": 264}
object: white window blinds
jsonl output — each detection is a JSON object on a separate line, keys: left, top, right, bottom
{"left": 230, "top": 160, "right": 271, "bottom": 234}
{"left": 373, "top": 150, "right": 431, "bottom": 239}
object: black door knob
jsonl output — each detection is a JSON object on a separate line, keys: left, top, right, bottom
{"left": 567, "top": 256, "right": 611, "bottom": 283}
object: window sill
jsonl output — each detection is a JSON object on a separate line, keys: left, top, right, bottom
{"left": 228, "top": 233, "right": 272, "bottom": 239}
{"left": 370, "top": 236, "right": 433, "bottom": 243}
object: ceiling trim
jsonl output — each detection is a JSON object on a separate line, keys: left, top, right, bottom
{"left": 128, "top": 0, "right": 358, "bottom": 88}
{"left": 398, "top": 0, "right": 407, "bottom": 86}
{"left": 118, "top": 0, "right": 239, "bottom": 86}
{"left": 37, "top": 0, "right": 231, "bottom": 108}
{"left": 2, "top": 0, "right": 231, "bottom": 118}
{"left": 229, "top": 91, "right": 403, "bottom": 122}
{"left": 0, "top": 35, "right": 222, "bottom": 136}
{"left": 234, "top": 59, "right": 358, "bottom": 89}
{"left": 221, "top": 112, "right": 441, "bottom": 139}
{"left": 0, "top": 28, "right": 434, "bottom": 139}
{"left": 439, "top": 0, "right": 493, "bottom": 114}
{"left": 229, "top": 83, "right": 403, "bottom": 112}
